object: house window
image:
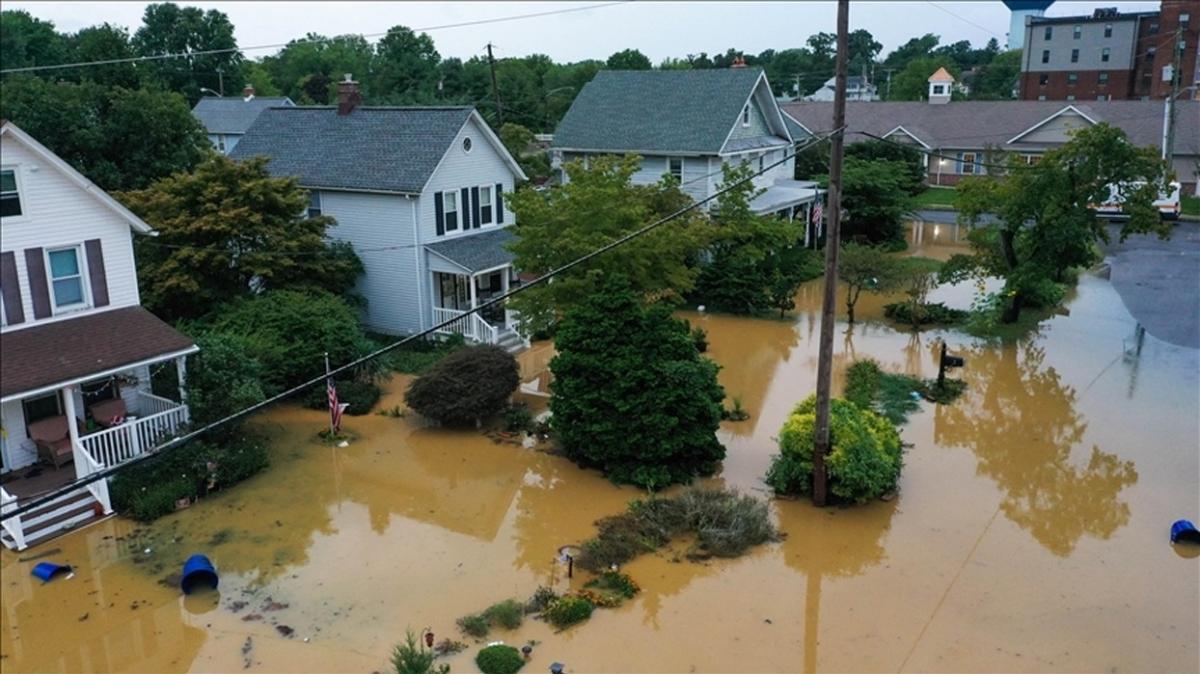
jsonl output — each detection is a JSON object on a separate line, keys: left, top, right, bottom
{"left": 1098, "top": 71, "right": 1110, "bottom": 85}
{"left": 1071, "top": 49, "right": 1079, "bottom": 63}
{"left": 758, "top": 153, "right": 766, "bottom": 172}
{"left": 933, "top": 84, "right": 946, "bottom": 95}
{"left": 0, "top": 169, "right": 21, "bottom": 218}
{"left": 22, "top": 392, "right": 62, "bottom": 428}
{"left": 479, "top": 184, "right": 493, "bottom": 225}
{"left": 1068, "top": 72, "right": 1079, "bottom": 85}
{"left": 462, "top": 137, "right": 473, "bottom": 153}
{"left": 1097, "top": 95, "right": 1110, "bottom": 101}
{"left": 1044, "top": 26, "right": 1053, "bottom": 40}
{"left": 668, "top": 157, "right": 683, "bottom": 182}
{"left": 47, "top": 246, "right": 86, "bottom": 310}
{"left": 443, "top": 190, "right": 458, "bottom": 231}
{"left": 1148, "top": 22, "right": 1159, "bottom": 35}
{"left": 1041, "top": 50, "right": 1051, "bottom": 64}
{"left": 81, "top": 376, "right": 118, "bottom": 410}
{"left": 1101, "top": 47, "right": 1110, "bottom": 62}
{"left": 1038, "top": 94, "right": 1048, "bottom": 100}
{"left": 1073, "top": 25, "right": 1082, "bottom": 39}
{"left": 1066, "top": 94, "right": 1076, "bottom": 101}
{"left": 1024, "top": 154, "right": 1041, "bottom": 165}
{"left": 1039, "top": 74, "right": 1049, "bottom": 86}
{"left": 1104, "top": 23, "right": 1113, "bottom": 38}
{"left": 960, "top": 153, "right": 976, "bottom": 175}
{"left": 741, "top": 104, "right": 750, "bottom": 127}
{"left": 216, "top": 136, "right": 227, "bottom": 153}
{"left": 1181, "top": 13, "right": 1190, "bottom": 27}
{"left": 307, "top": 190, "right": 322, "bottom": 218}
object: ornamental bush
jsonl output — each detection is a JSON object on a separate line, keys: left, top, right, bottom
{"left": 475, "top": 645, "right": 525, "bottom": 674}
{"left": 550, "top": 277, "right": 726, "bottom": 488}
{"left": 542, "top": 595, "right": 594, "bottom": 629}
{"left": 405, "top": 346, "right": 520, "bottom": 425}
{"left": 765, "top": 395, "right": 902, "bottom": 504}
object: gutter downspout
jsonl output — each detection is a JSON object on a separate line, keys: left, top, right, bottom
{"left": 411, "top": 196, "right": 425, "bottom": 332}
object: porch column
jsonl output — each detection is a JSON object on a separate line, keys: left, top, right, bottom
{"left": 61, "top": 384, "right": 81, "bottom": 455}
{"left": 501, "top": 270, "right": 512, "bottom": 329}
{"left": 175, "top": 355, "right": 190, "bottom": 423}
{"left": 468, "top": 273, "right": 479, "bottom": 341}
{"left": 468, "top": 273, "right": 478, "bottom": 309}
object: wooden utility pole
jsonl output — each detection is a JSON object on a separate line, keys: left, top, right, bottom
{"left": 1164, "top": 25, "right": 1184, "bottom": 161}
{"left": 811, "top": 0, "right": 850, "bottom": 507}
{"left": 487, "top": 43, "right": 505, "bottom": 125}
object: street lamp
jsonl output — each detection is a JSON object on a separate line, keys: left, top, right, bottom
{"left": 199, "top": 87, "right": 222, "bottom": 97}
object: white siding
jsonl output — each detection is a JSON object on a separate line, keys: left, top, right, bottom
{"left": 319, "top": 190, "right": 422, "bottom": 335}
{"left": 0, "top": 134, "right": 141, "bottom": 335}
{"left": 419, "top": 116, "right": 519, "bottom": 243}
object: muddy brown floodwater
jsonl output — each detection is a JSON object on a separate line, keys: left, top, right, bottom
{"left": 3, "top": 222, "right": 1198, "bottom": 674}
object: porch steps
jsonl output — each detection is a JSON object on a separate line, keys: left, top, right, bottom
{"left": 496, "top": 328, "right": 527, "bottom": 356}
{"left": 0, "top": 487, "right": 104, "bottom": 551}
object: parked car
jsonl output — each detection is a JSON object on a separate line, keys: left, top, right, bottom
{"left": 1094, "top": 181, "right": 1182, "bottom": 220}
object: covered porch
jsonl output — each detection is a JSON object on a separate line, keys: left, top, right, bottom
{"left": 750, "top": 178, "right": 824, "bottom": 247}
{"left": 1, "top": 307, "right": 197, "bottom": 550}
{"left": 425, "top": 228, "right": 526, "bottom": 351}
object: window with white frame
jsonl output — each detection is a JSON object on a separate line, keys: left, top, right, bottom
{"left": 933, "top": 84, "right": 946, "bottom": 95}
{"left": 668, "top": 157, "right": 683, "bottom": 182}
{"left": 960, "top": 153, "right": 977, "bottom": 175}
{"left": 1104, "top": 23, "right": 1113, "bottom": 38}
{"left": 1073, "top": 25, "right": 1081, "bottom": 39}
{"left": 1101, "top": 47, "right": 1110, "bottom": 62}
{"left": 444, "top": 190, "right": 459, "bottom": 231}
{"left": 741, "top": 104, "right": 750, "bottom": 127}
{"left": 307, "top": 190, "right": 322, "bottom": 218}
{"left": 758, "top": 152, "right": 766, "bottom": 172}
{"left": 1098, "top": 71, "right": 1110, "bottom": 85}
{"left": 0, "top": 169, "right": 21, "bottom": 218}
{"left": 47, "top": 246, "right": 86, "bottom": 309}
{"left": 1044, "top": 26, "right": 1053, "bottom": 40}
{"left": 1041, "top": 50, "right": 1050, "bottom": 64}
{"left": 479, "top": 184, "right": 494, "bottom": 225}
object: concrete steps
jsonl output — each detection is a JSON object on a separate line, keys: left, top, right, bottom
{"left": 496, "top": 328, "right": 527, "bottom": 355}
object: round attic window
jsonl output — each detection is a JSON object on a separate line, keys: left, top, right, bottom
{"left": 463, "top": 137, "right": 473, "bottom": 153}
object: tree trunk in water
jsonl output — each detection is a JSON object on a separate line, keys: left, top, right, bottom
{"left": 1002, "top": 291, "right": 1023, "bottom": 323}
{"left": 998, "top": 227, "right": 1023, "bottom": 323}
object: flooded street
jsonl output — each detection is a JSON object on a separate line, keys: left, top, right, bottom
{"left": 3, "top": 222, "right": 1197, "bottom": 674}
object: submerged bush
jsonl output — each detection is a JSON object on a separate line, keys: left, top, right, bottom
{"left": 456, "top": 613, "right": 490, "bottom": 638}
{"left": 391, "top": 630, "right": 447, "bottom": 674}
{"left": 405, "top": 345, "right": 519, "bottom": 425}
{"left": 503, "top": 402, "right": 535, "bottom": 433}
{"left": 476, "top": 645, "right": 524, "bottom": 674}
{"left": 483, "top": 599, "right": 525, "bottom": 630}
{"left": 882, "top": 301, "right": 967, "bottom": 326}
{"left": 542, "top": 595, "right": 594, "bottom": 629}
{"left": 766, "top": 395, "right": 902, "bottom": 503}
{"left": 584, "top": 571, "right": 641, "bottom": 600}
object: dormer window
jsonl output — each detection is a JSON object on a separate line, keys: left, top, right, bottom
{"left": 741, "top": 105, "right": 750, "bottom": 127}
{"left": 0, "top": 169, "right": 21, "bottom": 217}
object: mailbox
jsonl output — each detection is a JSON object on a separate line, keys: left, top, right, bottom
{"left": 943, "top": 355, "right": 964, "bottom": 368}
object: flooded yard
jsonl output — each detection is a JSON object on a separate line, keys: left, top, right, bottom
{"left": 3, "top": 223, "right": 1197, "bottom": 673}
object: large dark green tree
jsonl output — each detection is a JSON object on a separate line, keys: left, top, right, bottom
{"left": 0, "top": 75, "right": 210, "bottom": 190}
{"left": 605, "top": 48, "right": 651, "bottom": 70}
{"left": 69, "top": 23, "right": 140, "bottom": 88}
{"left": 131, "top": 2, "right": 243, "bottom": 102}
{"left": 550, "top": 277, "right": 726, "bottom": 488}
{"left": 120, "top": 155, "right": 363, "bottom": 320}
{"left": 371, "top": 26, "right": 441, "bottom": 103}
{"left": 261, "top": 33, "right": 373, "bottom": 103}
{"left": 0, "top": 10, "right": 69, "bottom": 72}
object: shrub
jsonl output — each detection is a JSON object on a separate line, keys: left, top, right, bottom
{"left": 722, "top": 395, "right": 750, "bottom": 421}
{"left": 503, "top": 403, "right": 534, "bottom": 433}
{"left": 405, "top": 346, "right": 519, "bottom": 426}
{"left": 685, "top": 322, "right": 708, "bottom": 352}
{"left": 551, "top": 278, "right": 726, "bottom": 488}
{"left": 483, "top": 599, "right": 525, "bottom": 630}
{"left": 677, "top": 489, "right": 777, "bottom": 558}
{"left": 379, "top": 334, "right": 466, "bottom": 374}
{"left": 882, "top": 301, "right": 967, "bottom": 326}
{"left": 476, "top": 644, "right": 525, "bottom": 674}
{"left": 110, "top": 433, "right": 269, "bottom": 521}
{"left": 206, "top": 290, "right": 372, "bottom": 393}
{"left": 392, "top": 630, "right": 448, "bottom": 674}
{"left": 525, "top": 586, "right": 558, "bottom": 613}
{"left": 767, "top": 396, "right": 902, "bottom": 503}
{"left": 844, "top": 359, "right": 923, "bottom": 425}
{"left": 585, "top": 571, "right": 641, "bottom": 599}
{"left": 303, "top": 378, "right": 381, "bottom": 415}
{"left": 184, "top": 331, "right": 266, "bottom": 427}
{"left": 542, "top": 595, "right": 594, "bottom": 629}
{"left": 456, "top": 613, "right": 490, "bottom": 638}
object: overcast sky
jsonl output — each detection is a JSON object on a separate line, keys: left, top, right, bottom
{"left": 8, "top": 1, "right": 1161, "bottom": 64}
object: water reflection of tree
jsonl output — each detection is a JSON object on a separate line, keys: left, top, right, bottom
{"left": 934, "top": 343, "right": 1137, "bottom": 556}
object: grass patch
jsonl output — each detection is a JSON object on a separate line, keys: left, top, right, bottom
{"left": 912, "top": 187, "right": 958, "bottom": 208}
{"left": 844, "top": 359, "right": 965, "bottom": 425}
{"left": 1183, "top": 195, "right": 1199, "bottom": 217}
{"left": 576, "top": 488, "right": 779, "bottom": 572}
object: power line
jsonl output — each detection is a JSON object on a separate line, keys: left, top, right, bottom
{"left": 924, "top": 1, "right": 1006, "bottom": 42}
{"left": 0, "top": 2, "right": 630, "bottom": 75}
{"left": 0, "top": 128, "right": 842, "bottom": 523}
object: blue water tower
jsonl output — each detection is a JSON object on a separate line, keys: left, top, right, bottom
{"left": 1005, "top": 1, "right": 1055, "bottom": 51}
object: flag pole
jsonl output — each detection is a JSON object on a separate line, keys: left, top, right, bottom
{"left": 324, "top": 351, "right": 333, "bottom": 436}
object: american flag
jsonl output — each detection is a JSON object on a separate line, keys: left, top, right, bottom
{"left": 327, "top": 378, "right": 349, "bottom": 433}
{"left": 811, "top": 201, "right": 823, "bottom": 226}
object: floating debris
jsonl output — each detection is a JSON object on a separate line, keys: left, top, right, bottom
{"left": 276, "top": 625, "right": 295, "bottom": 638}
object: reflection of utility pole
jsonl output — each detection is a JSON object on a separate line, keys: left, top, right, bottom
{"left": 1164, "top": 26, "right": 1183, "bottom": 161}
{"left": 812, "top": 0, "right": 849, "bottom": 507}
{"left": 487, "top": 43, "right": 504, "bottom": 125}
{"left": 803, "top": 571, "right": 821, "bottom": 674}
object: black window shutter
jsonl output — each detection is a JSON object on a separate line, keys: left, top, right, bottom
{"left": 495, "top": 183, "right": 504, "bottom": 224}
{"left": 434, "top": 192, "right": 445, "bottom": 236}
{"left": 24, "top": 247, "right": 51, "bottom": 319}
{"left": 84, "top": 239, "right": 110, "bottom": 307}
{"left": 0, "top": 251, "right": 24, "bottom": 325}
{"left": 460, "top": 188, "right": 471, "bottom": 229}
{"left": 471, "top": 186, "right": 481, "bottom": 228}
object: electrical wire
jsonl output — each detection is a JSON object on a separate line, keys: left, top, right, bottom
{"left": 924, "top": 1, "right": 1007, "bottom": 42}
{"left": 0, "top": 128, "right": 842, "bottom": 523}
{"left": 0, "top": 2, "right": 630, "bottom": 75}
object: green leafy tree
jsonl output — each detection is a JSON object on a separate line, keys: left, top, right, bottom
{"left": 69, "top": 23, "right": 140, "bottom": 89}
{"left": 886, "top": 57, "right": 959, "bottom": 101}
{"left": 0, "top": 75, "right": 210, "bottom": 190}
{"left": 605, "top": 48, "right": 651, "bottom": 70}
{"left": 846, "top": 140, "right": 925, "bottom": 195}
{"left": 0, "top": 10, "right": 69, "bottom": 72}
{"left": 847, "top": 29, "right": 883, "bottom": 74}
{"left": 948, "top": 123, "right": 1169, "bottom": 323}
{"left": 970, "top": 49, "right": 1021, "bottom": 100}
{"left": 497, "top": 122, "right": 549, "bottom": 182}
{"left": 184, "top": 331, "right": 266, "bottom": 426}
{"left": 823, "top": 157, "right": 912, "bottom": 244}
{"left": 837, "top": 242, "right": 904, "bottom": 323}
{"left": 506, "top": 154, "right": 711, "bottom": 335}
{"left": 121, "top": 155, "right": 363, "bottom": 320}
{"left": 240, "top": 60, "right": 281, "bottom": 96}
{"left": 132, "top": 3, "right": 244, "bottom": 102}
{"left": 882, "top": 33, "right": 940, "bottom": 69}
{"left": 391, "top": 630, "right": 448, "bottom": 674}
{"left": 263, "top": 34, "right": 373, "bottom": 102}
{"left": 371, "top": 26, "right": 440, "bottom": 104}
{"left": 891, "top": 257, "right": 944, "bottom": 328}
{"left": 550, "top": 277, "right": 726, "bottom": 488}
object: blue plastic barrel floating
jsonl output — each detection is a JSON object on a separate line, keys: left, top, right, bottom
{"left": 31, "top": 562, "right": 72, "bottom": 582}
{"left": 180, "top": 554, "right": 219, "bottom": 594}
{"left": 1170, "top": 519, "right": 1200, "bottom": 545}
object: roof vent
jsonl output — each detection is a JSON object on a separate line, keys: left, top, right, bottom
{"left": 1094, "top": 7, "right": 1119, "bottom": 19}
{"left": 242, "top": 84, "right": 255, "bottom": 101}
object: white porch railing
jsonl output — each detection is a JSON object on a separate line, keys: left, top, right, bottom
{"left": 80, "top": 398, "right": 189, "bottom": 469}
{"left": 432, "top": 307, "right": 500, "bottom": 344}
{"left": 74, "top": 445, "right": 113, "bottom": 515}
{"left": 0, "top": 487, "right": 26, "bottom": 551}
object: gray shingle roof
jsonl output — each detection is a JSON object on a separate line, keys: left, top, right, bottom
{"left": 230, "top": 106, "right": 475, "bottom": 193}
{"left": 192, "top": 96, "right": 294, "bottom": 135}
{"left": 780, "top": 100, "right": 1199, "bottom": 155}
{"left": 425, "top": 227, "right": 516, "bottom": 273}
{"left": 553, "top": 68, "right": 768, "bottom": 154}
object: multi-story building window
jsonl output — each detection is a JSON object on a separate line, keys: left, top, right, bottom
{"left": 1068, "top": 72, "right": 1079, "bottom": 85}
{"left": 1102, "top": 47, "right": 1111, "bottom": 62}
{"left": 1104, "top": 23, "right": 1113, "bottom": 38}
{"left": 1099, "top": 71, "right": 1110, "bottom": 85}
{"left": 1039, "top": 74, "right": 1049, "bottom": 86}
{"left": 1071, "top": 49, "right": 1080, "bottom": 63}
{"left": 1073, "top": 25, "right": 1082, "bottom": 39}
{"left": 1044, "top": 25, "right": 1053, "bottom": 40}
{"left": 1042, "top": 50, "right": 1051, "bottom": 64}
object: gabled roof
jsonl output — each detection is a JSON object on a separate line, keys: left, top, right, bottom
{"left": 779, "top": 100, "right": 1199, "bottom": 155}
{"left": 0, "top": 120, "right": 153, "bottom": 233}
{"left": 553, "top": 68, "right": 783, "bottom": 154}
{"left": 928, "top": 67, "right": 955, "bottom": 83}
{"left": 425, "top": 228, "right": 516, "bottom": 273}
{"left": 231, "top": 106, "right": 521, "bottom": 194}
{"left": 192, "top": 96, "right": 294, "bottom": 135}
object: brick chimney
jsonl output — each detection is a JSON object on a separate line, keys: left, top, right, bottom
{"left": 731, "top": 55, "right": 747, "bottom": 69}
{"left": 337, "top": 74, "right": 362, "bottom": 115}
{"left": 242, "top": 84, "right": 255, "bottom": 101}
